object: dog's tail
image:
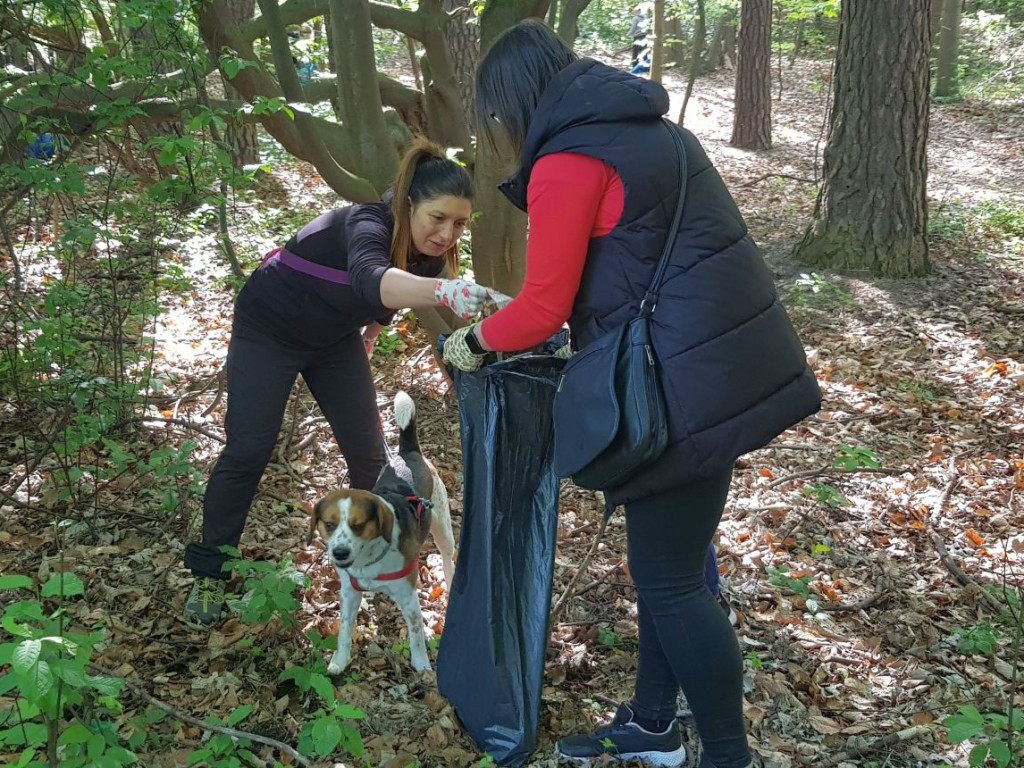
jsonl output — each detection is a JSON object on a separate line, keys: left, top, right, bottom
{"left": 394, "top": 390, "right": 421, "bottom": 456}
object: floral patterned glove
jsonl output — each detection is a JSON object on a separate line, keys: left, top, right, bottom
{"left": 434, "top": 278, "right": 490, "bottom": 320}
{"left": 442, "top": 325, "right": 486, "bottom": 372}
{"left": 554, "top": 343, "right": 574, "bottom": 360}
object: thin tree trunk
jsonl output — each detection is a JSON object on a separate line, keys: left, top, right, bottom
{"left": 730, "top": 0, "right": 772, "bottom": 150}
{"left": 793, "top": 0, "right": 931, "bottom": 277}
{"left": 557, "top": 0, "right": 594, "bottom": 46}
{"left": 706, "top": 9, "right": 736, "bottom": 71}
{"left": 650, "top": 0, "right": 665, "bottom": 82}
{"left": 934, "top": 0, "right": 961, "bottom": 97}
{"left": 678, "top": 0, "right": 706, "bottom": 124}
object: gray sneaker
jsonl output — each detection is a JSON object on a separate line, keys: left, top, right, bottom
{"left": 184, "top": 577, "right": 227, "bottom": 624}
{"left": 556, "top": 703, "right": 687, "bottom": 766}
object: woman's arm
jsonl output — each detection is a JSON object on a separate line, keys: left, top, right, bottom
{"left": 474, "top": 153, "right": 622, "bottom": 352}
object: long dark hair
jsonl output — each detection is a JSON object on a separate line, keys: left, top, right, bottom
{"left": 389, "top": 136, "right": 473, "bottom": 273}
{"left": 474, "top": 19, "right": 578, "bottom": 160}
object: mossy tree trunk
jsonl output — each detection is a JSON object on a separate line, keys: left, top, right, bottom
{"left": 793, "top": 0, "right": 931, "bottom": 277}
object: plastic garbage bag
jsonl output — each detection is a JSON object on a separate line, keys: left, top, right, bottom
{"left": 436, "top": 344, "right": 565, "bottom": 767}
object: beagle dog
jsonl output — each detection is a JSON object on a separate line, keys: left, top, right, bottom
{"left": 309, "top": 391, "right": 456, "bottom": 674}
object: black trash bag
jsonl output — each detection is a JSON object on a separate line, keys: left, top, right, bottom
{"left": 436, "top": 349, "right": 565, "bottom": 767}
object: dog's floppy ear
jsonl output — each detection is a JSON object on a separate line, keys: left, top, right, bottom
{"left": 375, "top": 498, "right": 395, "bottom": 544}
{"left": 305, "top": 500, "right": 320, "bottom": 546}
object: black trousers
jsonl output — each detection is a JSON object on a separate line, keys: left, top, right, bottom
{"left": 627, "top": 471, "right": 751, "bottom": 768}
{"left": 183, "top": 324, "right": 385, "bottom": 580}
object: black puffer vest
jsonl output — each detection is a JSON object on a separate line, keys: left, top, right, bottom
{"left": 500, "top": 59, "right": 821, "bottom": 507}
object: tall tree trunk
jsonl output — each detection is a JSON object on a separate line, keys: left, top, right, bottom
{"left": 650, "top": 0, "right": 665, "bottom": 82}
{"left": 730, "top": 0, "right": 772, "bottom": 150}
{"left": 929, "top": 0, "right": 943, "bottom": 47}
{"left": 678, "top": 0, "right": 706, "bottom": 124}
{"left": 934, "top": 0, "right": 961, "bottom": 97}
{"left": 666, "top": 16, "right": 685, "bottom": 69}
{"left": 793, "top": 0, "right": 931, "bottom": 277}
{"left": 223, "top": 0, "right": 259, "bottom": 169}
{"left": 442, "top": 1, "right": 480, "bottom": 129}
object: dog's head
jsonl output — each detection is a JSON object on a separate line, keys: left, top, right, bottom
{"left": 308, "top": 489, "right": 395, "bottom": 570}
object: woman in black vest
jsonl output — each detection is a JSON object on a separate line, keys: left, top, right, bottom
{"left": 443, "top": 20, "right": 820, "bottom": 768}
{"left": 184, "top": 139, "right": 490, "bottom": 624}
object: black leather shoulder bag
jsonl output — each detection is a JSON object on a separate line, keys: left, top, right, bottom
{"left": 552, "top": 120, "right": 688, "bottom": 491}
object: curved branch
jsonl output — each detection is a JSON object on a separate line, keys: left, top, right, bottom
{"left": 240, "top": 0, "right": 423, "bottom": 43}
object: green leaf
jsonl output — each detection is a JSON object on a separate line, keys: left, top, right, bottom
{"left": 227, "top": 704, "right": 254, "bottom": 727}
{"left": 12, "top": 640, "right": 42, "bottom": 673}
{"left": 88, "top": 676, "right": 123, "bottom": 696}
{"left": 311, "top": 715, "right": 342, "bottom": 755}
{"left": 989, "top": 739, "right": 1011, "bottom": 768}
{"left": 41, "top": 573, "right": 84, "bottom": 598}
{"left": 310, "top": 673, "right": 336, "bottom": 706}
{"left": 333, "top": 702, "right": 365, "bottom": 720}
{"left": 13, "top": 748, "right": 37, "bottom": 768}
{"left": 20, "top": 659, "right": 54, "bottom": 699}
{"left": 968, "top": 742, "right": 989, "bottom": 767}
{"left": 0, "top": 576, "right": 33, "bottom": 591}
{"left": 58, "top": 722, "right": 93, "bottom": 745}
{"left": 947, "top": 719, "right": 984, "bottom": 744}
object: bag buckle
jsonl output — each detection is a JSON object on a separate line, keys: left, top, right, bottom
{"left": 640, "top": 292, "right": 658, "bottom": 315}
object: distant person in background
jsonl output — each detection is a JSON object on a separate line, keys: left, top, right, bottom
{"left": 629, "top": 4, "right": 649, "bottom": 69}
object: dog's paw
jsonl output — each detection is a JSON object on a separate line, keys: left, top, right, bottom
{"left": 327, "top": 653, "right": 350, "bottom": 676}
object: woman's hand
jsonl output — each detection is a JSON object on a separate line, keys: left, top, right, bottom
{"left": 442, "top": 325, "right": 487, "bottom": 372}
{"left": 434, "top": 278, "right": 490, "bottom": 320}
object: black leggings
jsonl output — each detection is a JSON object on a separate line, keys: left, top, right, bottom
{"left": 627, "top": 471, "right": 751, "bottom": 768}
{"left": 183, "top": 326, "right": 385, "bottom": 580}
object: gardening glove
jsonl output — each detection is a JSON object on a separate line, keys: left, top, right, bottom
{"left": 434, "top": 278, "right": 490, "bottom": 320}
{"left": 554, "top": 343, "right": 574, "bottom": 360}
{"left": 442, "top": 325, "right": 486, "bottom": 372}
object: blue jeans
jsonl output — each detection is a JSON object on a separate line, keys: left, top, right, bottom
{"left": 627, "top": 471, "right": 750, "bottom": 768}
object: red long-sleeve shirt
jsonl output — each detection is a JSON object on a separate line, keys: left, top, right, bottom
{"left": 478, "top": 152, "right": 624, "bottom": 351}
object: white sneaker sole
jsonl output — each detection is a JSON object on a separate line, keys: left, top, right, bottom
{"left": 560, "top": 744, "right": 688, "bottom": 767}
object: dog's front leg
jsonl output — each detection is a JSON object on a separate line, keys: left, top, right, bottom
{"left": 395, "top": 587, "right": 431, "bottom": 672}
{"left": 329, "top": 573, "right": 360, "bottom": 675}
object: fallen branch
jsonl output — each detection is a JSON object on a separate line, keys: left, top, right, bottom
{"left": 88, "top": 664, "right": 316, "bottom": 767}
{"left": 816, "top": 576, "right": 887, "bottom": 613}
{"left": 139, "top": 416, "right": 226, "bottom": 443}
{"left": 572, "top": 559, "right": 624, "bottom": 600}
{"left": 811, "top": 724, "right": 934, "bottom": 768}
{"left": 767, "top": 465, "right": 902, "bottom": 489}
{"left": 551, "top": 510, "right": 609, "bottom": 623}
{"left": 926, "top": 469, "right": 1006, "bottom": 615}
{"left": 736, "top": 172, "right": 818, "bottom": 188}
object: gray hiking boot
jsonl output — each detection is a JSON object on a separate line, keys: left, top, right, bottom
{"left": 184, "top": 577, "right": 227, "bottom": 624}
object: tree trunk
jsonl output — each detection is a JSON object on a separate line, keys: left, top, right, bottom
{"left": 793, "top": 0, "right": 931, "bottom": 277}
{"left": 929, "top": 0, "right": 943, "bottom": 46}
{"left": 442, "top": 1, "right": 480, "bottom": 127}
{"left": 730, "top": 0, "right": 772, "bottom": 150}
{"left": 222, "top": 0, "right": 259, "bottom": 169}
{"left": 934, "top": 0, "right": 961, "bottom": 97}
{"left": 326, "top": 0, "right": 399, "bottom": 189}
{"left": 706, "top": 9, "right": 736, "bottom": 71}
{"left": 666, "top": 16, "right": 685, "bottom": 70}
{"left": 471, "top": 0, "right": 548, "bottom": 294}
{"left": 650, "top": 0, "right": 665, "bottom": 82}
{"left": 678, "top": 0, "right": 706, "bottom": 124}
{"left": 557, "top": 0, "right": 594, "bottom": 47}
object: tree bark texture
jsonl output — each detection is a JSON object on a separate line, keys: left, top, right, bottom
{"left": 556, "top": 0, "right": 594, "bottom": 47}
{"left": 793, "top": 0, "right": 931, "bottom": 277}
{"left": 222, "top": 0, "right": 259, "bottom": 169}
{"left": 441, "top": 0, "right": 478, "bottom": 125}
{"left": 706, "top": 9, "right": 736, "bottom": 71}
{"left": 650, "top": 0, "right": 665, "bottom": 82}
{"left": 730, "top": 0, "right": 772, "bottom": 150}
{"left": 934, "top": 0, "right": 961, "bottom": 97}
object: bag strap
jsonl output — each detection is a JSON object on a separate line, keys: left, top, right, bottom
{"left": 640, "top": 120, "right": 689, "bottom": 317}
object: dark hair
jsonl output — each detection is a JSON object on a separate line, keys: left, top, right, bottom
{"left": 389, "top": 136, "right": 473, "bottom": 273}
{"left": 474, "top": 19, "right": 578, "bottom": 160}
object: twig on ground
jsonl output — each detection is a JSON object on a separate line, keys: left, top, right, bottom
{"left": 736, "top": 172, "right": 818, "bottom": 188}
{"left": 816, "top": 576, "right": 887, "bottom": 612}
{"left": 809, "top": 724, "right": 934, "bottom": 768}
{"left": 926, "top": 465, "right": 1006, "bottom": 615}
{"left": 88, "top": 664, "right": 316, "bottom": 767}
{"left": 767, "top": 465, "right": 902, "bottom": 489}
{"left": 139, "top": 416, "right": 226, "bottom": 443}
{"left": 552, "top": 510, "right": 609, "bottom": 623}
{"left": 572, "top": 559, "right": 625, "bottom": 600}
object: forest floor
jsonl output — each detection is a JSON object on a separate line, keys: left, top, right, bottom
{"left": 3, "top": 51, "right": 1024, "bottom": 768}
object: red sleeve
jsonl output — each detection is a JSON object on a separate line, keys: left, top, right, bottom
{"left": 479, "top": 153, "right": 623, "bottom": 351}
